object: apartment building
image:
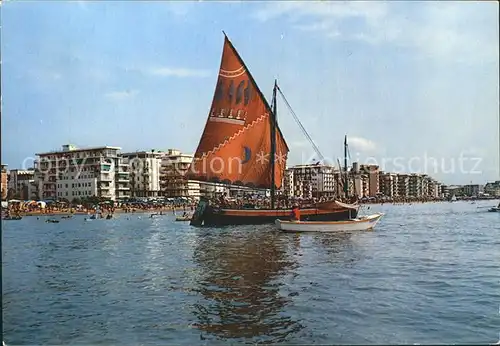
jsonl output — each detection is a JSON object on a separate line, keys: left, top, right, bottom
{"left": 408, "top": 173, "right": 424, "bottom": 197}
{"left": 160, "top": 149, "right": 200, "bottom": 199}
{"left": 1, "top": 164, "right": 8, "bottom": 200}
{"left": 35, "top": 144, "right": 130, "bottom": 201}
{"left": 8, "top": 169, "right": 37, "bottom": 200}
{"left": 281, "top": 168, "right": 294, "bottom": 197}
{"left": 427, "top": 179, "right": 441, "bottom": 198}
{"left": 121, "top": 151, "right": 162, "bottom": 198}
{"left": 359, "top": 164, "right": 379, "bottom": 197}
{"left": 397, "top": 174, "right": 409, "bottom": 197}
{"left": 287, "top": 164, "right": 337, "bottom": 199}
{"left": 484, "top": 181, "right": 500, "bottom": 196}
{"left": 462, "top": 184, "right": 484, "bottom": 197}
{"left": 379, "top": 171, "right": 399, "bottom": 198}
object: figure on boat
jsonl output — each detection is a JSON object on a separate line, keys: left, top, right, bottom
{"left": 188, "top": 32, "right": 359, "bottom": 227}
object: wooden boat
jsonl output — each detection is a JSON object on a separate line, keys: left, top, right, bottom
{"left": 187, "top": 33, "right": 358, "bottom": 227}
{"left": 176, "top": 215, "right": 192, "bottom": 221}
{"left": 275, "top": 213, "right": 384, "bottom": 233}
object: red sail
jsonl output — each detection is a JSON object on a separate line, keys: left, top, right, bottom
{"left": 188, "top": 35, "right": 289, "bottom": 189}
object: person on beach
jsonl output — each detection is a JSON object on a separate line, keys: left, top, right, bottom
{"left": 291, "top": 204, "right": 300, "bottom": 222}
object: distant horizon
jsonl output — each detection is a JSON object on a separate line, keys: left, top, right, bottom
{"left": 2, "top": 1, "right": 498, "bottom": 186}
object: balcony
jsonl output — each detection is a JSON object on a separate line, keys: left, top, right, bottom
{"left": 117, "top": 186, "right": 130, "bottom": 190}
{"left": 99, "top": 175, "right": 113, "bottom": 182}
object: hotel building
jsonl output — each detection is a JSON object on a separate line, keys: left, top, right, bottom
{"left": 8, "top": 169, "right": 37, "bottom": 200}
{"left": 160, "top": 149, "right": 201, "bottom": 200}
{"left": 286, "top": 164, "right": 338, "bottom": 199}
{"left": 35, "top": 144, "right": 130, "bottom": 201}
{"left": 120, "top": 151, "right": 162, "bottom": 198}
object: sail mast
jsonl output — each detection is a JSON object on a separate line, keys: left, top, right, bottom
{"left": 344, "top": 135, "right": 348, "bottom": 199}
{"left": 270, "top": 80, "right": 278, "bottom": 209}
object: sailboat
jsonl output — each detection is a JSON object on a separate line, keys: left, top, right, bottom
{"left": 188, "top": 33, "right": 359, "bottom": 227}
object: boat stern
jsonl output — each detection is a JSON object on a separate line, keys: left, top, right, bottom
{"left": 189, "top": 198, "right": 210, "bottom": 226}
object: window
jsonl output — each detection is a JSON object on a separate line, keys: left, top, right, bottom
{"left": 65, "top": 184, "right": 68, "bottom": 188}
{"left": 65, "top": 192, "right": 68, "bottom": 196}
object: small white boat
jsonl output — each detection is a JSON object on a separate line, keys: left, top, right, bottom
{"left": 175, "top": 215, "right": 192, "bottom": 221}
{"left": 275, "top": 213, "right": 384, "bottom": 233}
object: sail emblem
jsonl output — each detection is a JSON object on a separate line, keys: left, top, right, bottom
{"left": 242, "top": 146, "right": 251, "bottom": 164}
{"left": 219, "top": 66, "right": 246, "bottom": 78}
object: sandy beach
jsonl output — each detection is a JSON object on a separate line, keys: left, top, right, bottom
{"left": 17, "top": 206, "right": 192, "bottom": 217}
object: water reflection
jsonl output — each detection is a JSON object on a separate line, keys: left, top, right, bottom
{"left": 191, "top": 228, "right": 303, "bottom": 343}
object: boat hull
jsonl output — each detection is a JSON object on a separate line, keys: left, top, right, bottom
{"left": 488, "top": 207, "right": 500, "bottom": 212}
{"left": 191, "top": 199, "right": 359, "bottom": 227}
{"left": 176, "top": 216, "right": 191, "bottom": 221}
{"left": 275, "top": 213, "right": 384, "bottom": 233}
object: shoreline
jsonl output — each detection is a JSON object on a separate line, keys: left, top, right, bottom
{"left": 17, "top": 207, "right": 192, "bottom": 217}
{"left": 15, "top": 198, "right": 499, "bottom": 217}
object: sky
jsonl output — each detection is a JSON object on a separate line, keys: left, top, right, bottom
{"left": 1, "top": 1, "right": 499, "bottom": 185}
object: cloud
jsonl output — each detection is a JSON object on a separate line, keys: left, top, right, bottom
{"left": 253, "top": 1, "right": 498, "bottom": 64}
{"left": 348, "top": 136, "right": 378, "bottom": 154}
{"left": 148, "top": 67, "right": 211, "bottom": 78}
{"left": 104, "top": 90, "right": 139, "bottom": 101}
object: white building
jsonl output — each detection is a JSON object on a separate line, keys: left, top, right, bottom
{"left": 121, "top": 151, "right": 162, "bottom": 197}
{"left": 200, "top": 182, "right": 230, "bottom": 198}
{"left": 280, "top": 167, "right": 294, "bottom": 197}
{"left": 8, "top": 169, "right": 37, "bottom": 200}
{"left": 35, "top": 144, "right": 130, "bottom": 201}
{"left": 287, "top": 164, "right": 338, "bottom": 199}
{"left": 160, "top": 149, "right": 201, "bottom": 200}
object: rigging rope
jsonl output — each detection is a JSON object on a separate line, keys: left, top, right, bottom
{"left": 276, "top": 86, "right": 325, "bottom": 162}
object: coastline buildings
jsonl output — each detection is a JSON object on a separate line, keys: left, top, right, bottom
{"left": 34, "top": 144, "right": 130, "bottom": 201}
{"left": 8, "top": 143, "right": 492, "bottom": 202}
{"left": 482, "top": 182, "right": 499, "bottom": 196}
{"left": 7, "top": 169, "right": 37, "bottom": 200}
{"left": 121, "top": 151, "right": 162, "bottom": 198}
{"left": 282, "top": 162, "right": 445, "bottom": 200}
{"left": 1, "top": 164, "right": 8, "bottom": 200}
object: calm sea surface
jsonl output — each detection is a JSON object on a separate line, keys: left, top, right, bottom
{"left": 3, "top": 201, "right": 500, "bottom": 344}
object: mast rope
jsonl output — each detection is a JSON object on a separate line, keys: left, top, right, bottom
{"left": 276, "top": 86, "right": 326, "bottom": 162}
